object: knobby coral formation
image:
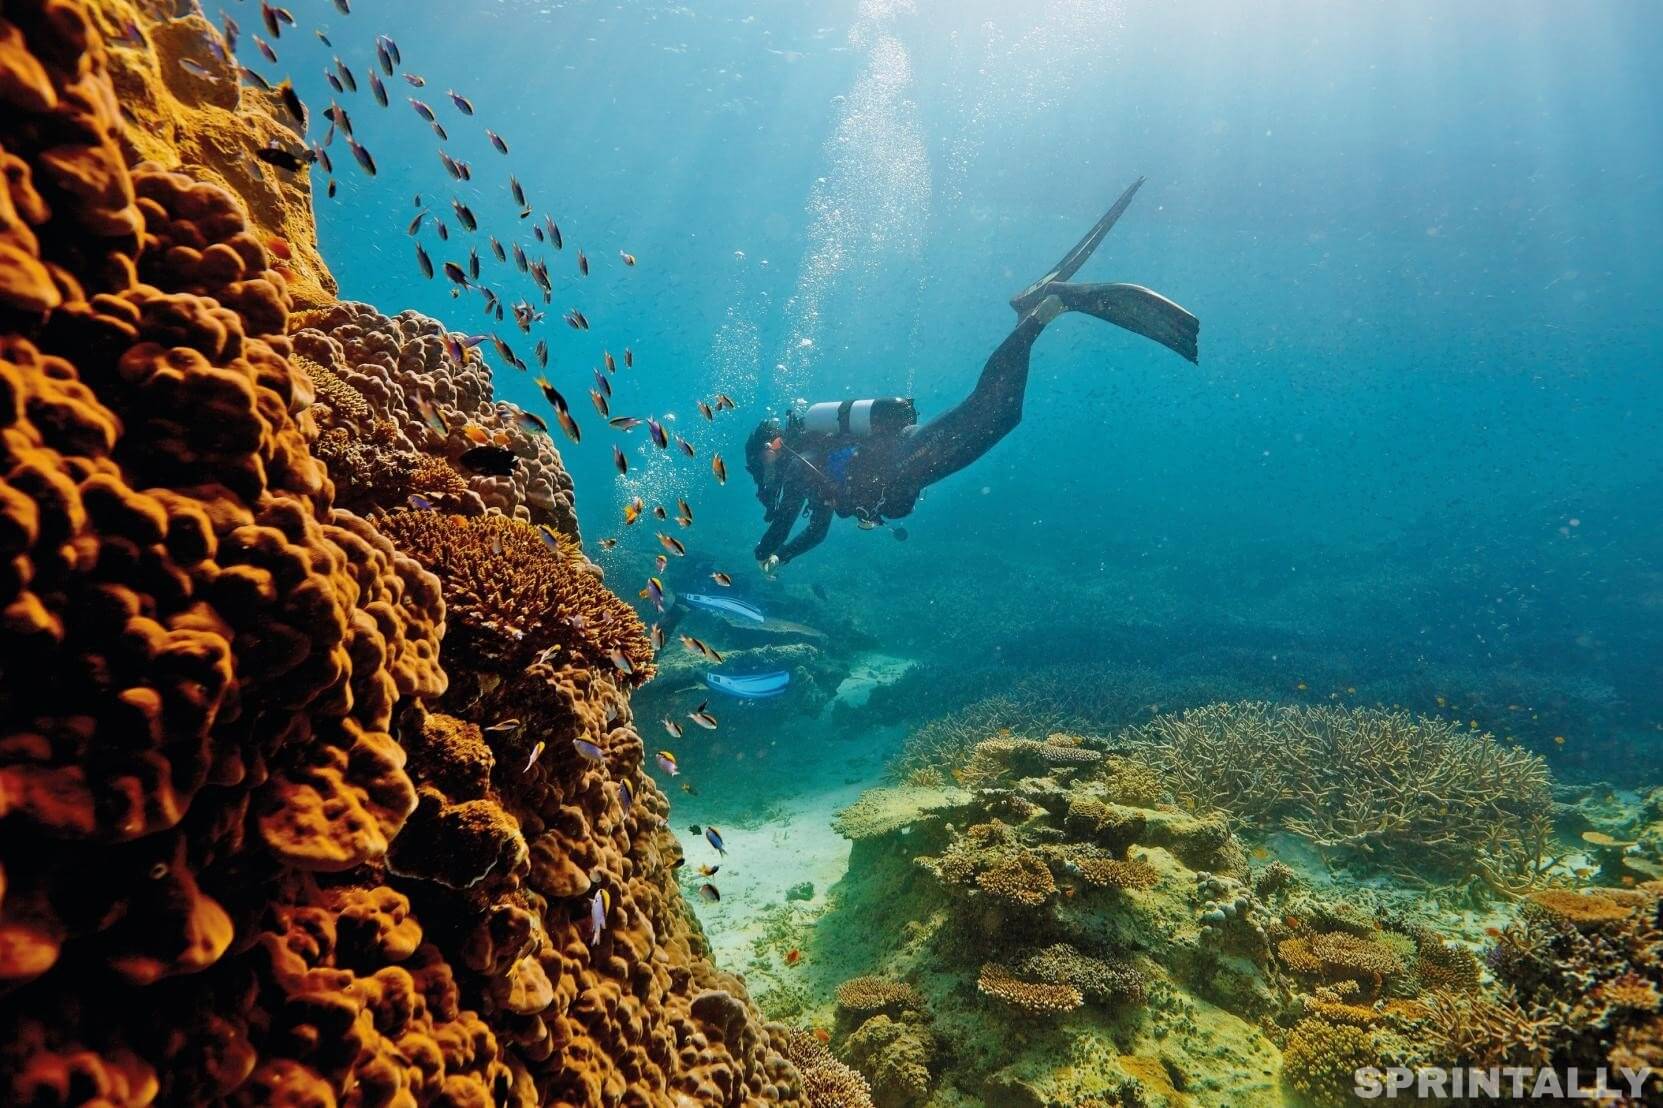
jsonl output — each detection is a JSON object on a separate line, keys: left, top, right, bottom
{"left": 293, "top": 301, "right": 579, "bottom": 536}
{"left": 92, "top": 0, "right": 335, "bottom": 305}
{"left": 1130, "top": 702, "right": 1554, "bottom": 891}
{"left": 0, "top": 6, "right": 803, "bottom": 1104}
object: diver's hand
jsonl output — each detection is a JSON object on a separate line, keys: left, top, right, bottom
{"left": 758, "top": 555, "right": 780, "bottom": 575}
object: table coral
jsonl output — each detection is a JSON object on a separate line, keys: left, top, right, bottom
{"left": 777, "top": 1027, "right": 876, "bottom": 1108}
{"left": 1524, "top": 888, "right": 1634, "bottom": 927}
{"left": 976, "top": 962, "right": 1083, "bottom": 1014}
{"left": 834, "top": 976, "right": 924, "bottom": 1015}
{"left": 374, "top": 510, "right": 653, "bottom": 686}
{"left": 1014, "top": 943, "right": 1146, "bottom": 1005}
{"left": 974, "top": 850, "right": 1056, "bottom": 907}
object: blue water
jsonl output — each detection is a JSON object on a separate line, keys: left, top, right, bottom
{"left": 236, "top": 0, "right": 1662, "bottom": 779}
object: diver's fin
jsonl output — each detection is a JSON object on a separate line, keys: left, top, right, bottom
{"left": 1055, "top": 281, "right": 1200, "bottom": 364}
{"left": 1010, "top": 177, "right": 1145, "bottom": 313}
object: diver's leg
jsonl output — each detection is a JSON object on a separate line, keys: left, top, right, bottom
{"left": 894, "top": 296, "right": 1064, "bottom": 489}
{"left": 1010, "top": 178, "right": 1145, "bottom": 313}
{"left": 1049, "top": 281, "right": 1199, "bottom": 364}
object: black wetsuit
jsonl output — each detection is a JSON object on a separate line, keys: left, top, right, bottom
{"left": 755, "top": 310, "right": 1045, "bottom": 565}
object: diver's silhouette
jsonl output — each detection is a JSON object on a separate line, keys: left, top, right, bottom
{"left": 746, "top": 178, "right": 1199, "bottom": 569}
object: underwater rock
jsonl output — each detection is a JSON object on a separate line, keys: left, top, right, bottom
{"left": 832, "top": 784, "right": 969, "bottom": 841}
{"left": 292, "top": 301, "right": 580, "bottom": 535}
{"left": 842, "top": 1015, "right": 933, "bottom": 1108}
{"left": 786, "top": 880, "right": 815, "bottom": 902}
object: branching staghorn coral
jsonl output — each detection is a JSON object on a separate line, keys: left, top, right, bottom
{"left": 1129, "top": 702, "right": 1554, "bottom": 889}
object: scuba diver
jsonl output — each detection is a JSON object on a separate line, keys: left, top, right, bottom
{"left": 745, "top": 177, "right": 1199, "bottom": 570}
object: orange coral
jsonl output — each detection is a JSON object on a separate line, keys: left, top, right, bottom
{"left": 976, "top": 962, "right": 1083, "bottom": 1014}
{"left": 374, "top": 509, "right": 654, "bottom": 686}
{"left": 1525, "top": 889, "right": 1634, "bottom": 926}
{"left": 0, "top": 6, "right": 803, "bottom": 1105}
{"left": 292, "top": 301, "right": 579, "bottom": 533}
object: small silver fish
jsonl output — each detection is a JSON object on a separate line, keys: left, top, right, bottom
{"left": 524, "top": 740, "right": 547, "bottom": 771}
{"left": 571, "top": 739, "right": 602, "bottom": 763}
{"left": 662, "top": 717, "right": 683, "bottom": 739}
{"left": 619, "top": 780, "right": 633, "bottom": 816}
{"left": 655, "top": 750, "right": 679, "bottom": 776}
{"left": 483, "top": 719, "right": 523, "bottom": 739}
{"left": 688, "top": 701, "right": 718, "bottom": 730}
{"left": 609, "top": 648, "right": 634, "bottom": 674}
{"left": 697, "top": 883, "right": 720, "bottom": 903}
{"left": 704, "top": 827, "right": 726, "bottom": 856}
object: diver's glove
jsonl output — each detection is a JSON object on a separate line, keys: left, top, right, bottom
{"left": 758, "top": 554, "right": 780, "bottom": 575}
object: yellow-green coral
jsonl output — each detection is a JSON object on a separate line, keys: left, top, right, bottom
{"left": 1130, "top": 702, "right": 1553, "bottom": 885}
{"left": 1282, "top": 1017, "right": 1378, "bottom": 1108}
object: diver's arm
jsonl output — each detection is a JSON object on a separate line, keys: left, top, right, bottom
{"left": 777, "top": 502, "right": 831, "bottom": 565}
{"left": 754, "top": 494, "right": 804, "bottom": 562}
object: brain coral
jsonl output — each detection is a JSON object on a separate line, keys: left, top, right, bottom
{"left": 292, "top": 301, "right": 579, "bottom": 535}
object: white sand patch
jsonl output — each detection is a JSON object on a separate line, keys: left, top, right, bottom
{"left": 827, "top": 651, "right": 916, "bottom": 711}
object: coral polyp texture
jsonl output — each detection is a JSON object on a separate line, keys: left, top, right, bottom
{"left": 292, "top": 301, "right": 579, "bottom": 535}
{"left": 0, "top": 5, "right": 802, "bottom": 1104}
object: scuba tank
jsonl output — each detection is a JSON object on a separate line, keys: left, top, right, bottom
{"left": 797, "top": 397, "right": 916, "bottom": 438}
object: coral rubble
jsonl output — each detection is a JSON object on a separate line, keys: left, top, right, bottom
{"left": 0, "top": 5, "right": 802, "bottom": 1104}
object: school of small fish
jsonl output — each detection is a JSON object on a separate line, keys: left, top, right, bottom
{"left": 211, "top": 0, "right": 753, "bottom": 923}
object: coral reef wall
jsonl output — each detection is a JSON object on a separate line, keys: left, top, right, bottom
{"left": 0, "top": 4, "right": 800, "bottom": 1104}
